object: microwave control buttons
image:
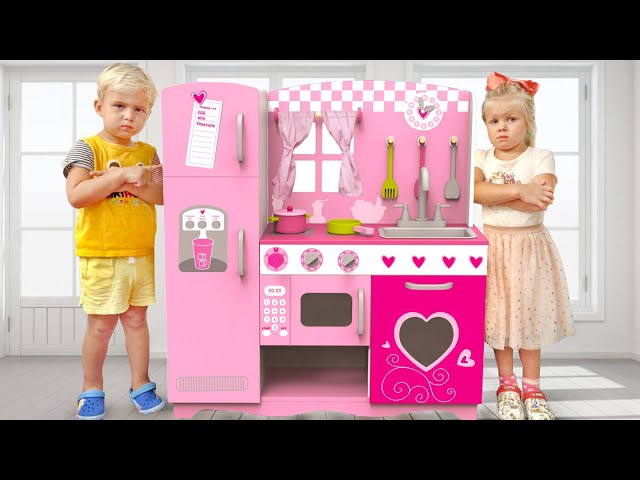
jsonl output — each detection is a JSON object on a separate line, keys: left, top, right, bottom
{"left": 260, "top": 283, "right": 288, "bottom": 344}
{"left": 301, "top": 248, "right": 323, "bottom": 271}
{"left": 338, "top": 250, "right": 359, "bottom": 272}
{"left": 264, "top": 247, "right": 288, "bottom": 272}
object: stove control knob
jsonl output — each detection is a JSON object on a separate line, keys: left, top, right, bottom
{"left": 301, "top": 248, "right": 323, "bottom": 271}
{"left": 341, "top": 254, "right": 356, "bottom": 269}
{"left": 339, "top": 250, "right": 359, "bottom": 272}
{"left": 304, "top": 252, "right": 319, "bottom": 267}
{"left": 264, "top": 247, "right": 288, "bottom": 272}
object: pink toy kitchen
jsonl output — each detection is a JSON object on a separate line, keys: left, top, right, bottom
{"left": 162, "top": 80, "right": 489, "bottom": 419}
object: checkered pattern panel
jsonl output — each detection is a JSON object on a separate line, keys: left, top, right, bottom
{"left": 267, "top": 81, "right": 470, "bottom": 114}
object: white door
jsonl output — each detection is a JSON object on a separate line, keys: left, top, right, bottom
{"left": 7, "top": 68, "right": 127, "bottom": 355}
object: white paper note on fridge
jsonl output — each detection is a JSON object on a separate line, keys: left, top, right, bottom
{"left": 186, "top": 99, "right": 223, "bottom": 169}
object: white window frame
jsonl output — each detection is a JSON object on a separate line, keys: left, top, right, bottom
{"left": 178, "top": 60, "right": 370, "bottom": 88}
{"left": 408, "top": 60, "right": 604, "bottom": 322}
{"left": 5, "top": 64, "right": 144, "bottom": 354}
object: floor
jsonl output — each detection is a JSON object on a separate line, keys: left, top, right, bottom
{"left": 1, "top": 356, "right": 639, "bottom": 420}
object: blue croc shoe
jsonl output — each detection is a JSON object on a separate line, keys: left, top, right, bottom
{"left": 129, "top": 382, "right": 166, "bottom": 415}
{"left": 76, "top": 389, "right": 105, "bottom": 420}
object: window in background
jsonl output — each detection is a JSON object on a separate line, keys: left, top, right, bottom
{"left": 17, "top": 75, "right": 104, "bottom": 298}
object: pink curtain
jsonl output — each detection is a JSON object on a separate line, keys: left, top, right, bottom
{"left": 271, "top": 111, "right": 315, "bottom": 200}
{"left": 321, "top": 111, "right": 361, "bottom": 197}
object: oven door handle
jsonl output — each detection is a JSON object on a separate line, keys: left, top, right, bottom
{"left": 405, "top": 281, "right": 453, "bottom": 290}
{"left": 238, "top": 229, "right": 245, "bottom": 277}
{"left": 358, "top": 288, "right": 364, "bottom": 336}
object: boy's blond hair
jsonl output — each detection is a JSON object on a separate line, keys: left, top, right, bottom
{"left": 96, "top": 63, "right": 158, "bottom": 107}
{"left": 481, "top": 83, "right": 537, "bottom": 148}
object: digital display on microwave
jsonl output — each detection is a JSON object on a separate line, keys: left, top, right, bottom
{"left": 264, "top": 286, "right": 286, "bottom": 297}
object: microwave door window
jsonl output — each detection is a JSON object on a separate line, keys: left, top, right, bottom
{"left": 301, "top": 293, "right": 352, "bottom": 327}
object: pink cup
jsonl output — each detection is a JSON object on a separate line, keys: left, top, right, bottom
{"left": 192, "top": 238, "right": 214, "bottom": 270}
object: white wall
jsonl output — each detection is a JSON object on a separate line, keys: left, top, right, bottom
{"left": 371, "top": 60, "right": 406, "bottom": 82}
{"left": 0, "top": 67, "right": 5, "bottom": 358}
{"left": 0, "top": 60, "right": 637, "bottom": 359}
{"left": 634, "top": 61, "right": 640, "bottom": 360}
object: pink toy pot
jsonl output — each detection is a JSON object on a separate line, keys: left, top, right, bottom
{"left": 268, "top": 206, "right": 311, "bottom": 234}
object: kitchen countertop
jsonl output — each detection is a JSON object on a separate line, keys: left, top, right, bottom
{"left": 260, "top": 223, "right": 488, "bottom": 246}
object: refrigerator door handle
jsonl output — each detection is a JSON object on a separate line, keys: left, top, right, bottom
{"left": 238, "top": 228, "right": 245, "bottom": 277}
{"left": 236, "top": 112, "right": 244, "bottom": 163}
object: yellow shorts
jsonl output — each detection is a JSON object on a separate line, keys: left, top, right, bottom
{"left": 79, "top": 255, "right": 156, "bottom": 315}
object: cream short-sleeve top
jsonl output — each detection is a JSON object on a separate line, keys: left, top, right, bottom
{"left": 475, "top": 146, "right": 556, "bottom": 227}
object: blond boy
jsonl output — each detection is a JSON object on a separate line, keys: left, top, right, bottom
{"left": 63, "top": 63, "right": 165, "bottom": 419}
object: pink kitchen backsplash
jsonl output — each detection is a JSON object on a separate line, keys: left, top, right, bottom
{"left": 266, "top": 81, "right": 473, "bottom": 227}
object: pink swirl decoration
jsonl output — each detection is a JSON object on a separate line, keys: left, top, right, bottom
{"left": 380, "top": 355, "right": 456, "bottom": 403}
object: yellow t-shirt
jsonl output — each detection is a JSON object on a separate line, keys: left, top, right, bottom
{"left": 74, "top": 135, "right": 157, "bottom": 257}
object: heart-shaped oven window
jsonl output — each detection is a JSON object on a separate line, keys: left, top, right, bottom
{"left": 394, "top": 312, "right": 459, "bottom": 372}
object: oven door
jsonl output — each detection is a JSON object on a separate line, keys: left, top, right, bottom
{"left": 289, "top": 275, "right": 370, "bottom": 346}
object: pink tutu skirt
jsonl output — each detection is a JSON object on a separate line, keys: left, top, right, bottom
{"left": 483, "top": 223, "right": 575, "bottom": 350}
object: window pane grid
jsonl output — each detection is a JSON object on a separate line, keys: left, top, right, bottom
{"left": 20, "top": 80, "right": 89, "bottom": 298}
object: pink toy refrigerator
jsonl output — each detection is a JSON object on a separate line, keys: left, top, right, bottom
{"left": 162, "top": 83, "right": 267, "bottom": 404}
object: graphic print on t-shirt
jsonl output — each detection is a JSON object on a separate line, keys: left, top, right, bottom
{"left": 488, "top": 170, "right": 521, "bottom": 185}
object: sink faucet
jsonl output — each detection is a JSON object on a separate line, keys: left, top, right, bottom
{"left": 417, "top": 166, "right": 429, "bottom": 221}
{"left": 394, "top": 199, "right": 450, "bottom": 228}
{"left": 433, "top": 202, "right": 451, "bottom": 223}
{"left": 393, "top": 152, "right": 452, "bottom": 227}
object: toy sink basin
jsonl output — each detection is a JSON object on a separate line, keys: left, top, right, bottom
{"left": 378, "top": 227, "right": 477, "bottom": 239}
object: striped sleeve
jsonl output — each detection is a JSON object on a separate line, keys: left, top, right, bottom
{"left": 62, "top": 140, "right": 94, "bottom": 178}
{"left": 151, "top": 152, "right": 163, "bottom": 183}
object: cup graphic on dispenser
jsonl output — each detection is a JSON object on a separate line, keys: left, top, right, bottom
{"left": 192, "top": 237, "right": 214, "bottom": 270}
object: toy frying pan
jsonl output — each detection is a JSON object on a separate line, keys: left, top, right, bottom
{"left": 327, "top": 219, "right": 374, "bottom": 236}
